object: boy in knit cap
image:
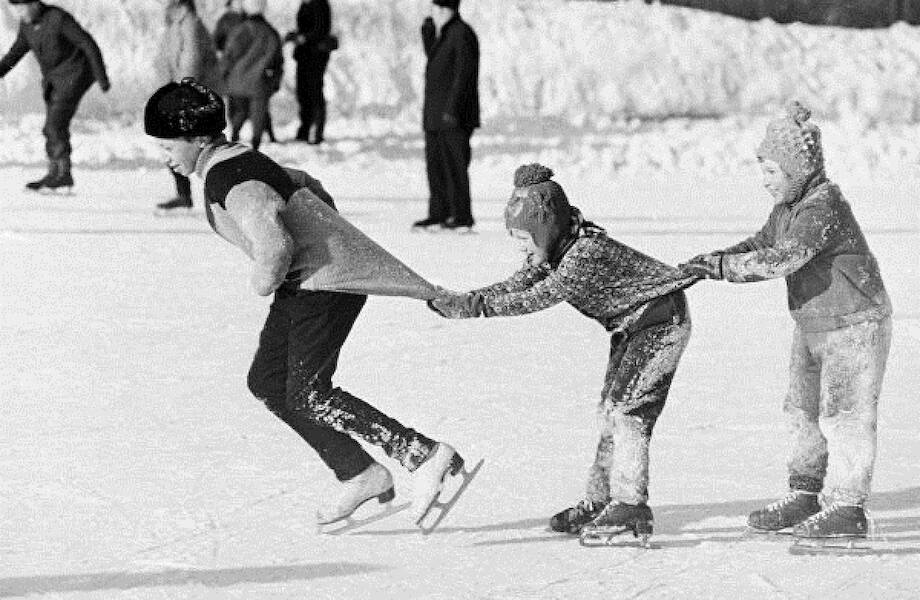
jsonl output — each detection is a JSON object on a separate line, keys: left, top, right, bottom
{"left": 144, "top": 78, "right": 470, "bottom": 532}
{"left": 680, "top": 101, "right": 892, "bottom": 542}
{"left": 430, "top": 164, "right": 697, "bottom": 544}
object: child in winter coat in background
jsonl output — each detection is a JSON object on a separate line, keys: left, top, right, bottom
{"left": 680, "top": 102, "right": 892, "bottom": 541}
{"left": 430, "top": 164, "right": 696, "bottom": 541}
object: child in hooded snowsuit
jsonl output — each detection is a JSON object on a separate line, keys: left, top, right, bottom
{"left": 680, "top": 102, "right": 892, "bottom": 540}
{"left": 430, "top": 164, "right": 696, "bottom": 538}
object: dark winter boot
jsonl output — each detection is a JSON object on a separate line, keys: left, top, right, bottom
{"left": 156, "top": 197, "right": 193, "bottom": 213}
{"left": 43, "top": 158, "right": 74, "bottom": 190}
{"left": 747, "top": 490, "right": 821, "bottom": 531}
{"left": 792, "top": 503, "right": 868, "bottom": 539}
{"left": 25, "top": 162, "right": 57, "bottom": 191}
{"left": 549, "top": 498, "right": 608, "bottom": 534}
{"left": 582, "top": 502, "right": 654, "bottom": 537}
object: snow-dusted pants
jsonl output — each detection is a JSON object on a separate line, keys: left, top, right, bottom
{"left": 785, "top": 317, "right": 892, "bottom": 505}
{"left": 587, "top": 293, "right": 691, "bottom": 505}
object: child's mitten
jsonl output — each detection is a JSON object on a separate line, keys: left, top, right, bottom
{"left": 427, "top": 292, "right": 484, "bottom": 318}
{"left": 678, "top": 253, "right": 724, "bottom": 280}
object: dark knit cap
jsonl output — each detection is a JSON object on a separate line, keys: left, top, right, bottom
{"left": 144, "top": 78, "right": 226, "bottom": 139}
{"left": 504, "top": 164, "right": 572, "bottom": 253}
{"left": 432, "top": 0, "right": 460, "bottom": 9}
{"left": 8, "top": 1, "right": 38, "bottom": 4}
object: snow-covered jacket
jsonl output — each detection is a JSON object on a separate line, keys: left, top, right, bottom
{"left": 156, "top": 8, "right": 221, "bottom": 92}
{"left": 220, "top": 14, "right": 283, "bottom": 97}
{"left": 717, "top": 178, "right": 891, "bottom": 332}
{"left": 0, "top": 3, "right": 108, "bottom": 97}
{"left": 471, "top": 230, "right": 695, "bottom": 333}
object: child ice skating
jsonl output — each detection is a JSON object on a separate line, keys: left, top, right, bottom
{"left": 143, "top": 78, "right": 471, "bottom": 533}
{"left": 680, "top": 102, "right": 892, "bottom": 547}
{"left": 429, "top": 164, "right": 696, "bottom": 546}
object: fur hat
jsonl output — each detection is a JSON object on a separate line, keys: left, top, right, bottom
{"left": 432, "top": 0, "right": 460, "bottom": 10}
{"left": 504, "top": 164, "right": 572, "bottom": 253}
{"left": 144, "top": 78, "right": 226, "bottom": 139}
{"left": 757, "top": 101, "right": 825, "bottom": 202}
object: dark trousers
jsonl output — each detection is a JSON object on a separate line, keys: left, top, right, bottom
{"left": 424, "top": 128, "right": 473, "bottom": 224}
{"left": 229, "top": 94, "right": 270, "bottom": 152}
{"left": 172, "top": 170, "right": 191, "bottom": 202}
{"left": 296, "top": 54, "right": 329, "bottom": 142}
{"left": 42, "top": 74, "right": 93, "bottom": 169}
{"left": 247, "top": 288, "right": 435, "bottom": 481}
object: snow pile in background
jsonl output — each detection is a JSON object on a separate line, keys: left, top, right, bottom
{"left": 3, "top": 0, "right": 920, "bottom": 127}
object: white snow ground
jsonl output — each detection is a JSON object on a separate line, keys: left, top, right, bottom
{"left": 1, "top": 160, "right": 918, "bottom": 599}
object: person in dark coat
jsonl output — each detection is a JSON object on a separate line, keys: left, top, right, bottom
{"left": 219, "top": 0, "right": 282, "bottom": 152}
{"left": 286, "top": 0, "right": 333, "bottom": 144}
{"left": 412, "top": 0, "right": 480, "bottom": 232}
{"left": 0, "top": 0, "right": 110, "bottom": 192}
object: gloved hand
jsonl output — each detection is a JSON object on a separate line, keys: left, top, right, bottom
{"left": 427, "top": 289, "right": 484, "bottom": 319}
{"left": 678, "top": 253, "right": 723, "bottom": 280}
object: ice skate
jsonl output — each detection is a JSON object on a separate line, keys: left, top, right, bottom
{"left": 411, "top": 442, "right": 484, "bottom": 534}
{"left": 316, "top": 462, "right": 408, "bottom": 535}
{"left": 789, "top": 503, "right": 872, "bottom": 555}
{"left": 441, "top": 217, "right": 476, "bottom": 235}
{"left": 744, "top": 490, "right": 821, "bottom": 537}
{"left": 155, "top": 197, "right": 194, "bottom": 216}
{"left": 549, "top": 498, "right": 608, "bottom": 534}
{"left": 579, "top": 502, "right": 654, "bottom": 548}
{"left": 411, "top": 217, "right": 444, "bottom": 233}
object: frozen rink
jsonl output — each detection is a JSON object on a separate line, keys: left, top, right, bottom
{"left": 1, "top": 165, "right": 919, "bottom": 600}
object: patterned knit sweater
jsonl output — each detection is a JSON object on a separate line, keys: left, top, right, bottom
{"left": 472, "top": 231, "right": 697, "bottom": 332}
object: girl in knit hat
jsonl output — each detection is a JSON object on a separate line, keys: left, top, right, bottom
{"left": 430, "top": 164, "right": 697, "bottom": 545}
{"left": 680, "top": 101, "right": 892, "bottom": 544}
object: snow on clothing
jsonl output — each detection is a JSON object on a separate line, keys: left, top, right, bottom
{"left": 460, "top": 226, "right": 696, "bottom": 505}
{"left": 717, "top": 178, "right": 891, "bottom": 333}
{"left": 0, "top": 3, "right": 108, "bottom": 168}
{"left": 156, "top": 7, "right": 221, "bottom": 93}
{"left": 196, "top": 141, "right": 437, "bottom": 477}
{"left": 713, "top": 176, "right": 891, "bottom": 506}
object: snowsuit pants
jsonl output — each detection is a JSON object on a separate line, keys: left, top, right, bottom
{"left": 784, "top": 317, "right": 892, "bottom": 505}
{"left": 42, "top": 72, "right": 93, "bottom": 171}
{"left": 587, "top": 292, "right": 691, "bottom": 505}
{"left": 295, "top": 52, "right": 329, "bottom": 142}
{"left": 424, "top": 128, "right": 473, "bottom": 224}
{"left": 247, "top": 287, "right": 437, "bottom": 481}
{"left": 229, "top": 93, "right": 270, "bottom": 152}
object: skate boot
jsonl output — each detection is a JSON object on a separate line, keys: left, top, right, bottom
{"left": 155, "top": 196, "right": 193, "bottom": 215}
{"left": 316, "top": 462, "right": 399, "bottom": 532}
{"left": 25, "top": 161, "right": 57, "bottom": 191}
{"left": 411, "top": 442, "right": 484, "bottom": 534}
{"left": 549, "top": 498, "right": 608, "bottom": 534}
{"left": 411, "top": 217, "right": 444, "bottom": 232}
{"left": 747, "top": 490, "right": 821, "bottom": 534}
{"left": 789, "top": 503, "right": 871, "bottom": 554}
{"left": 43, "top": 171, "right": 74, "bottom": 192}
{"left": 580, "top": 502, "right": 654, "bottom": 548}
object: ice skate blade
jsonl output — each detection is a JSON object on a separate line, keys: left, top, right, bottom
{"left": 416, "top": 458, "right": 484, "bottom": 535}
{"left": 789, "top": 536, "right": 871, "bottom": 556}
{"left": 318, "top": 501, "right": 411, "bottom": 535}
{"left": 154, "top": 208, "right": 195, "bottom": 218}
{"left": 580, "top": 526, "right": 654, "bottom": 549}
{"left": 742, "top": 527, "right": 795, "bottom": 540}
{"left": 29, "top": 187, "right": 74, "bottom": 196}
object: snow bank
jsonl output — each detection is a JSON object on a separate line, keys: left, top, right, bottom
{"left": 2, "top": 0, "right": 920, "bottom": 127}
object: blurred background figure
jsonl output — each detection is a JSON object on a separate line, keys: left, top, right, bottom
{"left": 286, "top": 0, "right": 335, "bottom": 144}
{"left": 154, "top": 0, "right": 221, "bottom": 214}
{"left": 220, "top": 0, "right": 282, "bottom": 152}
{"left": 0, "top": 0, "right": 110, "bottom": 193}
{"left": 413, "top": 0, "right": 479, "bottom": 233}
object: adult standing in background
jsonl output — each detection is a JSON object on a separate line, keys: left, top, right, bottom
{"left": 286, "top": 0, "right": 333, "bottom": 144}
{"left": 412, "top": 0, "right": 479, "bottom": 232}
{"left": 220, "top": 0, "right": 282, "bottom": 152}
{"left": 154, "top": 0, "right": 221, "bottom": 214}
{"left": 0, "top": 0, "right": 109, "bottom": 192}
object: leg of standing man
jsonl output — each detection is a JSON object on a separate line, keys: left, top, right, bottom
{"left": 414, "top": 130, "right": 449, "bottom": 230}
{"left": 438, "top": 127, "right": 474, "bottom": 229}
{"left": 32, "top": 76, "right": 92, "bottom": 191}
{"left": 248, "top": 93, "right": 269, "bottom": 152}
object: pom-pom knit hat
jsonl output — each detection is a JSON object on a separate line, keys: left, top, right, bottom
{"left": 757, "top": 100, "right": 825, "bottom": 202}
{"left": 505, "top": 164, "right": 572, "bottom": 253}
{"left": 144, "top": 78, "right": 226, "bottom": 139}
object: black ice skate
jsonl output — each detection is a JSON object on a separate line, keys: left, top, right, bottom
{"left": 579, "top": 502, "right": 654, "bottom": 548}
{"left": 316, "top": 462, "right": 409, "bottom": 535}
{"left": 411, "top": 217, "right": 445, "bottom": 232}
{"left": 789, "top": 503, "right": 872, "bottom": 555}
{"left": 25, "top": 172, "right": 73, "bottom": 195}
{"left": 412, "top": 443, "right": 484, "bottom": 535}
{"left": 549, "top": 498, "right": 608, "bottom": 534}
{"left": 745, "top": 490, "right": 821, "bottom": 536}
{"left": 155, "top": 197, "right": 194, "bottom": 216}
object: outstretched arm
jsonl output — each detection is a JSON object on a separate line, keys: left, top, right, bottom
{"left": 0, "top": 29, "right": 30, "bottom": 78}
{"left": 224, "top": 181, "right": 295, "bottom": 296}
